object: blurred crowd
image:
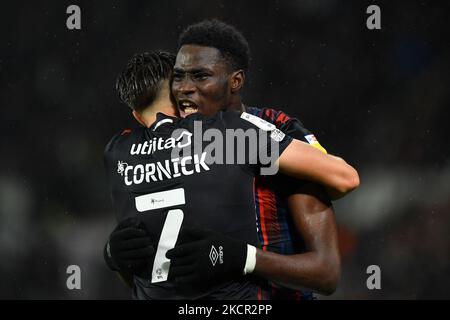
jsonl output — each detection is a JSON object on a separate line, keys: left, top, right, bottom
{"left": 0, "top": 0, "right": 448, "bottom": 298}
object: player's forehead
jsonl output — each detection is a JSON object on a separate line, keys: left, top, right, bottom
{"left": 174, "top": 44, "right": 226, "bottom": 72}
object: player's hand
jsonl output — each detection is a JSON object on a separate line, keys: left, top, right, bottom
{"left": 166, "top": 226, "right": 252, "bottom": 286}
{"left": 104, "top": 217, "right": 155, "bottom": 277}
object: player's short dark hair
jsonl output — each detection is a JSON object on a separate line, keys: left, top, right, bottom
{"left": 178, "top": 19, "right": 250, "bottom": 73}
{"left": 116, "top": 51, "right": 175, "bottom": 111}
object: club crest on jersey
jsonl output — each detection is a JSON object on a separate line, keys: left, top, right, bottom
{"left": 130, "top": 130, "right": 192, "bottom": 155}
{"left": 117, "top": 161, "right": 128, "bottom": 176}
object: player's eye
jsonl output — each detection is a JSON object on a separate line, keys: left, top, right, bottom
{"left": 194, "top": 73, "right": 209, "bottom": 81}
{"left": 172, "top": 73, "right": 183, "bottom": 82}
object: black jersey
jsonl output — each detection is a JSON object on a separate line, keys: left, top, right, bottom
{"left": 104, "top": 110, "right": 293, "bottom": 299}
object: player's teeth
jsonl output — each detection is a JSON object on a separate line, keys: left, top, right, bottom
{"left": 184, "top": 107, "right": 197, "bottom": 114}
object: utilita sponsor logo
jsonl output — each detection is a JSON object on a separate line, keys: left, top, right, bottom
{"left": 130, "top": 130, "right": 192, "bottom": 155}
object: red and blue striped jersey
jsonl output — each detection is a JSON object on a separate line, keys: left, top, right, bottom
{"left": 247, "top": 106, "right": 326, "bottom": 300}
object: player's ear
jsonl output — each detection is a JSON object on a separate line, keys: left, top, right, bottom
{"left": 132, "top": 110, "right": 146, "bottom": 127}
{"left": 230, "top": 70, "right": 245, "bottom": 93}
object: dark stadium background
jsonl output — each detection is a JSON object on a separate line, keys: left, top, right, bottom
{"left": 1, "top": 0, "right": 449, "bottom": 299}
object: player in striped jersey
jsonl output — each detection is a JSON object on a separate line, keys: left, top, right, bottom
{"left": 246, "top": 106, "right": 332, "bottom": 299}
{"left": 172, "top": 19, "right": 347, "bottom": 299}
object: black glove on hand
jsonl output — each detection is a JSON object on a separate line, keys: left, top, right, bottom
{"left": 166, "top": 226, "right": 249, "bottom": 286}
{"left": 104, "top": 217, "right": 155, "bottom": 277}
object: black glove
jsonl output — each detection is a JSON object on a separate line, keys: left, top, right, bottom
{"left": 165, "top": 226, "right": 248, "bottom": 286}
{"left": 104, "top": 217, "right": 155, "bottom": 277}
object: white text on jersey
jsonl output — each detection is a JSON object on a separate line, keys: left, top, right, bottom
{"left": 122, "top": 152, "right": 210, "bottom": 186}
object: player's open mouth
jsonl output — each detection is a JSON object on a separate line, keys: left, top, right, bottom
{"left": 179, "top": 100, "right": 199, "bottom": 115}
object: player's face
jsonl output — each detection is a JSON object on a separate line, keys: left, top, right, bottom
{"left": 172, "top": 45, "right": 231, "bottom": 117}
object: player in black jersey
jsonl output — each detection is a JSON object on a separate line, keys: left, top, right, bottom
{"left": 105, "top": 109, "right": 293, "bottom": 299}
{"left": 104, "top": 51, "right": 359, "bottom": 299}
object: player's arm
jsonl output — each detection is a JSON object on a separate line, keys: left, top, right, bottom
{"left": 260, "top": 109, "right": 358, "bottom": 199}
{"left": 278, "top": 139, "right": 359, "bottom": 199}
{"left": 166, "top": 183, "right": 341, "bottom": 294}
{"left": 103, "top": 240, "right": 134, "bottom": 288}
{"left": 252, "top": 182, "right": 341, "bottom": 295}
{"left": 238, "top": 111, "right": 358, "bottom": 199}
{"left": 254, "top": 109, "right": 341, "bottom": 293}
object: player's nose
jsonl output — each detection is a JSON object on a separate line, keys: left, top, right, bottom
{"left": 175, "top": 77, "right": 196, "bottom": 96}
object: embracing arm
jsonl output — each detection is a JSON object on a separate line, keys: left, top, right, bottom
{"left": 164, "top": 182, "right": 341, "bottom": 294}
{"left": 252, "top": 182, "right": 341, "bottom": 295}
{"left": 278, "top": 139, "right": 360, "bottom": 200}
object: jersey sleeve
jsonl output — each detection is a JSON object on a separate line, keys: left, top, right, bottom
{"left": 248, "top": 107, "right": 330, "bottom": 196}
{"left": 221, "top": 111, "right": 293, "bottom": 176}
{"left": 104, "top": 133, "right": 120, "bottom": 171}
{"left": 257, "top": 108, "right": 327, "bottom": 154}
{"left": 103, "top": 129, "right": 134, "bottom": 222}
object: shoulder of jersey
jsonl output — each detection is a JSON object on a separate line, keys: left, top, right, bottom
{"left": 120, "top": 128, "right": 133, "bottom": 136}
{"left": 246, "top": 106, "right": 292, "bottom": 127}
{"left": 105, "top": 127, "right": 141, "bottom": 154}
{"left": 240, "top": 111, "right": 277, "bottom": 131}
{"left": 115, "top": 127, "right": 137, "bottom": 141}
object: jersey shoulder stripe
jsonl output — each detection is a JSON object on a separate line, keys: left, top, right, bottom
{"left": 247, "top": 106, "right": 327, "bottom": 153}
{"left": 121, "top": 128, "right": 132, "bottom": 135}
{"left": 240, "top": 112, "right": 276, "bottom": 131}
